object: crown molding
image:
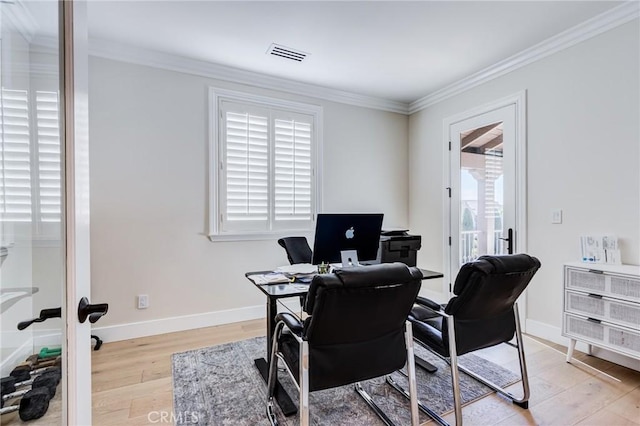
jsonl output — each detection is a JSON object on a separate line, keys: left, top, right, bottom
{"left": 88, "top": 39, "right": 410, "bottom": 115}
{"left": 83, "top": 1, "right": 637, "bottom": 116}
{"left": 409, "top": 1, "right": 640, "bottom": 114}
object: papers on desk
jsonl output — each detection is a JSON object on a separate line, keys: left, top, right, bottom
{"left": 247, "top": 273, "right": 292, "bottom": 285}
{"left": 275, "top": 264, "right": 317, "bottom": 274}
{"left": 274, "top": 264, "right": 317, "bottom": 283}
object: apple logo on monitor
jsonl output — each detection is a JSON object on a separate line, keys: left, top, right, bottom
{"left": 345, "top": 226, "right": 355, "bottom": 239}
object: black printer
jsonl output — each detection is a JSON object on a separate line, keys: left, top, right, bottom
{"left": 378, "top": 230, "right": 422, "bottom": 267}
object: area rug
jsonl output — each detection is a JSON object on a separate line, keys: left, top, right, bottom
{"left": 172, "top": 336, "right": 519, "bottom": 425}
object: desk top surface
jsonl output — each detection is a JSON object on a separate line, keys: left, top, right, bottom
{"left": 246, "top": 267, "right": 443, "bottom": 299}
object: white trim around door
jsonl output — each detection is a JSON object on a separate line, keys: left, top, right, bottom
{"left": 442, "top": 90, "right": 528, "bottom": 326}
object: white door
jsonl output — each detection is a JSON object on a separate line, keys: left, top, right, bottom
{"left": 0, "top": 1, "right": 95, "bottom": 424}
{"left": 444, "top": 93, "right": 527, "bottom": 315}
{"left": 61, "top": 1, "right": 96, "bottom": 424}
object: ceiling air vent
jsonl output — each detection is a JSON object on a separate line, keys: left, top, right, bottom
{"left": 267, "top": 43, "right": 308, "bottom": 62}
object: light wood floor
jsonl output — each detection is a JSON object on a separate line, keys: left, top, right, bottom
{"left": 91, "top": 319, "right": 640, "bottom": 425}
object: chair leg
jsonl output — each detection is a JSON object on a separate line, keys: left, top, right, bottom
{"left": 386, "top": 375, "right": 449, "bottom": 426}
{"left": 455, "top": 304, "right": 530, "bottom": 408}
{"left": 383, "top": 321, "right": 446, "bottom": 426}
{"left": 404, "top": 321, "right": 420, "bottom": 426}
{"left": 355, "top": 322, "right": 425, "bottom": 426}
{"left": 513, "top": 303, "right": 531, "bottom": 407}
{"left": 266, "top": 323, "right": 285, "bottom": 426}
{"left": 389, "top": 316, "right": 462, "bottom": 425}
{"left": 446, "top": 316, "right": 463, "bottom": 425}
{"left": 299, "top": 340, "right": 310, "bottom": 426}
{"left": 354, "top": 382, "right": 395, "bottom": 426}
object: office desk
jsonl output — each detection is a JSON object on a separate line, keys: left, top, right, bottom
{"left": 246, "top": 267, "right": 443, "bottom": 416}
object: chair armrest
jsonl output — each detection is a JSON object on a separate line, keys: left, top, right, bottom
{"left": 415, "top": 296, "right": 443, "bottom": 312}
{"left": 275, "top": 312, "right": 303, "bottom": 336}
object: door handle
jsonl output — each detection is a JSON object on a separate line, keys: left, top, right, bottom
{"left": 77, "top": 297, "right": 109, "bottom": 324}
{"left": 499, "top": 228, "right": 514, "bottom": 254}
{"left": 17, "top": 307, "right": 62, "bottom": 330}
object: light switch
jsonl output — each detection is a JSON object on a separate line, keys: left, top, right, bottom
{"left": 551, "top": 209, "right": 563, "bottom": 224}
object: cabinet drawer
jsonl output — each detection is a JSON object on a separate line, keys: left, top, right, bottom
{"left": 563, "top": 313, "right": 640, "bottom": 359}
{"left": 565, "top": 291, "right": 640, "bottom": 329}
{"left": 610, "top": 275, "right": 640, "bottom": 301}
{"left": 566, "top": 268, "right": 640, "bottom": 303}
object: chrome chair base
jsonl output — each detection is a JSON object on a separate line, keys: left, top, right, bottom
{"left": 266, "top": 397, "right": 278, "bottom": 426}
{"left": 267, "top": 382, "right": 412, "bottom": 426}
{"left": 386, "top": 374, "right": 449, "bottom": 426}
{"left": 354, "top": 382, "right": 395, "bottom": 426}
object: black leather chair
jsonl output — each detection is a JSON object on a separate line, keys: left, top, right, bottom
{"left": 395, "top": 254, "right": 541, "bottom": 426}
{"left": 266, "top": 263, "right": 423, "bottom": 426}
{"left": 278, "top": 237, "right": 313, "bottom": 308}
{"left": 277, "top": 237, "right": 312, "bottom": 265}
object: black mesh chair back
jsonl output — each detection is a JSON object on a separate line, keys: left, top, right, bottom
{"left": 277, "top": 237, "right": 312, "bottom": 264}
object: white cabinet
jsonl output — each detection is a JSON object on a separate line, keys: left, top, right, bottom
{"left": 563, "top": 262, "right": 640, "bottom": 362}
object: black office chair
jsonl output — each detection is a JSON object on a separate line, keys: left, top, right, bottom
{"left": 277, "top": 237, "right": 312, "bottom": 265}
{"left": 278, "top": 237, "right": 313, "bottom": 308}
{"left": 266, "top": 263, "right": 423, "bottom": 426}
{"left": 393, "top": 254, "right": 540, "bottom": 426}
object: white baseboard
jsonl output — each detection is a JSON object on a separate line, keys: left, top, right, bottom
{"left": 525, "top": 319, "right": 639, "bottom": 372}
{"left": 0, "top": 339, "right": 34, "bottom": 377}
{"left": 91, "top": 304, "right": 279, "bottom": 343}
{"left": 33, "top": 330, "right": 63, "bottom": 349}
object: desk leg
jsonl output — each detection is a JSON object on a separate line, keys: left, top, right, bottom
{"left": 266, "top": 297, "right": 277, "bottom": 358}
{"left": 254, "top": 297, "right": 297, "bottom": 416}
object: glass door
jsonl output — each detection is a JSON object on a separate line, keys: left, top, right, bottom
{"left": 458, "top": 120, "right": 508, "bottom": 264}
{"left": 1, "top": 1, "right": 94, "bottom": 423}
{"left": 448, "top": 103, "right": 518, "bottom": 285}
{"left": 0, "top": 0, "right": 66, "bottom": 423}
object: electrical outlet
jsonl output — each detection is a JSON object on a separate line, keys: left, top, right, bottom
{"left": 137, "top": 294, "right": 149, "bottom": 309}
{"left": 551, "top": 209, "right": 563, "bottom": 224}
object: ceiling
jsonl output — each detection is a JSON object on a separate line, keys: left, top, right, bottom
{"left": 34, "top": 1, "right": 628, "bottom": 104}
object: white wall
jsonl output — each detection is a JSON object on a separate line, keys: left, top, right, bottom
{"left": 409, "top": 21, "right": 639, "bottom": 330}
{"left": 88, "top": 57, "right": 409, "bottom": 334}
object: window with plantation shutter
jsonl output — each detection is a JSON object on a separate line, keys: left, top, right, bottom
{"left": 0, "top": 88, "right": 32, "bottom": 222}
{"left": 0, "top": 88, "right": 62, "bottom": 235}
{"left": 274, "top": 116, "right": 312, "bottom": 222}
{"left": 222, "top": 107, "right": 269, "bottom": 229}
{"left": 35, "top": 91, "right": 61, "bottom": 223}
{"left": 209, "top": 89, "right": 322, "bottom": 240}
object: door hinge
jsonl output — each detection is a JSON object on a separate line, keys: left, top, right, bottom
{"left": 446, "top": 187, "right": 451, "bottom": 197}
{"left": 449, "top": 141, "right": 451, "bottom": 151}
{"left": 448, "top": 236, "right": 452, "bottom": 246}
{"left": 449, "top": 283, "right": 452, "bottom": 293}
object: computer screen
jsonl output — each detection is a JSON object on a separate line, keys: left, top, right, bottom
{"left": 311, "top": 213, "right": 384, "bottom": 265}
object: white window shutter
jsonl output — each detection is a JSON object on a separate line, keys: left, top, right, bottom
{"left": 222, "top": 109, "right": 269, "bottom": 231}
{"left": 210, "top": 89, "right": 320, "bottom": 239}
{"left": 35, "top": 91, "right": 61, "bottom": 223}
{"left": 0, "top": 89, "right": 32, "bottom": 222}
{"left": 274, "top": 117, "right": 312, "bottom": 225}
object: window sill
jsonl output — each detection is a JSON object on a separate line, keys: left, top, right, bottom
{"left": 208, "top": 231, "right": 312, "bottom": 243}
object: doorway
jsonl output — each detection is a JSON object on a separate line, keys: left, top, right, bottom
{"left": 444, "top": 92, "right": 527, "bottom": 318}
